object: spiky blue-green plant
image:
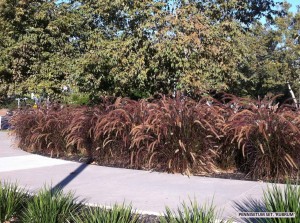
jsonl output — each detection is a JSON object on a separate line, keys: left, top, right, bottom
{"left": 72, "top": 203, "right": 139, "bottom": 223}
{"left": 160, "top": 199, "right": 227, "bottom": 223}
{"left": 0, "top": 181, "right": 28, "bottom": 222}
{"left": 262, "top": 182, "right": 300, "bottom": 223}
{"left": 22, "top": 187, "right": 83, "bottom": 223}
{"left": 235, "top": 181, "right": 300, "bottom": 223}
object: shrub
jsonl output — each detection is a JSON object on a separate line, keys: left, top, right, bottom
{"left": 223, "top": 97, "right": 300, "bottom": 179}
{"left": 21, "top": 187, "right": 83, "bottom": 223}
{"left": 67, "top": 93, "right": 90, "bottom": 105}
{"left": 72, "top": 204, "right": 139, "bottom": 223}
{"left": 0, "top": 181, "right": 28, "bottom": 222}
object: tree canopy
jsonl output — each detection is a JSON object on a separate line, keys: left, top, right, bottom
{"left": 0, "top": 0, "right": 299, "bottom": 102}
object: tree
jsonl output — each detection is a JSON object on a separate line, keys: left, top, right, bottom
{"left": 0, "top": 0, "right": 291, "bottom": 102}
{"left": 171, "top": 0, "right": 283, "bottom": 26}
{"left": 76, "top": 0, "right": 251, "bottom": 98}
{"left": 232, "top": 2, "right": 300, "bottom": 99}
{"left": 0, "top": 0, "right": 88, "bottom": 99}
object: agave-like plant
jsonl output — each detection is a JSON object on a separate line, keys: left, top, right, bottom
{"left": 72, "top": 204, "right": 139, "bottom": 223}
{"left": 235, "top": 181, "right": 300, "bottom": 223}
{"left": 263, "top": 182, "right": 300, "bottom": 223}
{"left": 21, "top": 187, "right": 83, "bottom": 223}
{"left": 0, "top": 181, "right": 28, "bottom": 222}
{"left": 160, "top": 199, "right": 228, "bottom": 223}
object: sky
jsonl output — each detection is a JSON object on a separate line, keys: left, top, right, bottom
{"left": 285, "top": 0, "right": 299, "bottom": 13}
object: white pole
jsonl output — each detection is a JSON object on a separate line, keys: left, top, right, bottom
{"left": 16, "top": 98, "right": 20, "bottom": 109}
{"left": 287, "top": 82, "right": 298, "bottom": 109}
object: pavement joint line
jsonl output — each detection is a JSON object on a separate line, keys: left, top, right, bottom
{"left": 227, "top": 182, "right": 264, "bottom": 205}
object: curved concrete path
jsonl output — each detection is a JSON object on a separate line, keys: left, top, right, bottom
{"left": 0, "top": 132, "right": 284, "bottom": 221}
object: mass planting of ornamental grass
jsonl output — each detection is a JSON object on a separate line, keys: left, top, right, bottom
{"left": 10, "top": 94, "right": 300, "bottom": 180}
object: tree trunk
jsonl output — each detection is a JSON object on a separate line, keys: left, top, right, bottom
{"left": 287, "top": 82, "right": 298, "bottom": 109}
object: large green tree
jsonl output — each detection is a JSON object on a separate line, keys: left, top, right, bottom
{"left": 0, "top": 0, "right": 291, "bottom": 102}
{"left": 232, "top": 2, "right": 300, "bottom": 98}
{"left": 0, "top": 0, "right": 89, "bottom": 99}
{"left": 76, "top": 0, "right": 281, "bottom": 98}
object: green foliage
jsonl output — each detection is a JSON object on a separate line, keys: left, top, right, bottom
{"left": 21, "top": 187, "right": 83, "bottom": 223}
{"left": 262, "top": 182, "right": 300, "bottom": 222}
{"left": 0, "top": 98, "right": 35, "bottom": 110}
{"left": 67, "top": 93, "right": 90, "bottom": 106}
{"left": 160, "top": 199, "right": 227, "bottom": 223}
{"left": 0, "top": 181, "right": 28, "bottom": 222}
{"left": 235, "top": 181, "right": 300, "bottom": 223}
{"left": 1, "top": 0, "right": 294, "bottom": 101}
{"left": 195, "top": 0, "right": 283, "bottom": 26}
{"left": 0, "top": 0, "right": 87, "bottom": 98}
{"left": 0, "top": 97, "right": 18, "bottom": 110}
{"left": 233, "top": 3, "right": 300, "bottom": 97}
{"left": 72, "top": 204, "right": 139, "bottom": 223}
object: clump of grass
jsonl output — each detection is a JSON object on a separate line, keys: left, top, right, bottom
{"left": 130, "top": 95, "right": 223, "bottom": 175}
{"left": 235, "top": 181, "right": 300, "bottom": 223}
{"left": 9, "top": 108, "right": 39, "bottom": 151}
{"left": 0, "top": 181, "right": 28, "bottom": 222}
{"left": 10, "top": 94, "right": 300, "bottom": 180}
{"left": 223, "top": 96, "right": 300, "bottom": 180}
{"left": 160, "top": 199, "right": 227, "bottom": 223}
{"left": 72, "top": 204, "right": 139, "bottom": 223}
{"left": 64, "top": 106, "right": 101, "bottom": 158}
{"left": 10, "top": 107, "right": 75, "bottom": 157}
{"left": 92, "top": 98, "right": 144, "bottom": 168}
{"left": 262, "top": 182, "right": 300, "bottom": 222}
{"left": 21, "top": 187, "right": 83, "bottom": 223}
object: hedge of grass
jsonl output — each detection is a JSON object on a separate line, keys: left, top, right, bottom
{"left": 10, "top": 95, "right": 300, "bottom": 180}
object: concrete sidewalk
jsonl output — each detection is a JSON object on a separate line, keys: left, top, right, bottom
{"left": 0, "top": 132, "right": 281, "bottom": 221}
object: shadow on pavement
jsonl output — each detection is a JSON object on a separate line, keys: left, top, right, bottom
{"left": 51, "top": 159, "right": 92, "bottom": 193}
